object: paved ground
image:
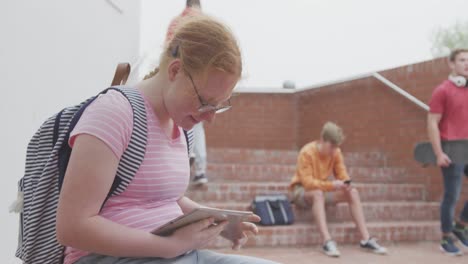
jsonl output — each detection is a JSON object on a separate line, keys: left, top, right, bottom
{"left": 217, "top": 242, "right": 468, "bottom": 264}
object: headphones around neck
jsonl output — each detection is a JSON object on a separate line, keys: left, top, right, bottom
{"left": 448, "top": 75, "right": 468, "bottom": 88}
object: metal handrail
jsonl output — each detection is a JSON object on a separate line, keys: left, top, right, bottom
{"left": 372, "top": 72, "right": 429, "bottom": 112}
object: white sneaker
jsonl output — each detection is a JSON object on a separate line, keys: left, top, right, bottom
{"left": 192, "top": 174, "right": 208, "bottom": 185}
{"left": 360, "top": 237, "right": 388, "bottom": 255}
{"left": 323, "top": 240, "right": 341, "bottom": 257}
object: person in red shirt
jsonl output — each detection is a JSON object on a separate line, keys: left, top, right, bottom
{"left": 165, "top": 0, "right": 202, "bottom": 43}
{"left": 428, "top": 48, "right": 468, "bottom": 256}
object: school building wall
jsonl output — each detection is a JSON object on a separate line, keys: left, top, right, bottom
{"left": 1, "top": 1, "right": 141, "bottom": 262}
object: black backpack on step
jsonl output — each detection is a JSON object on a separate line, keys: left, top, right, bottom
{"left": 252, "top": 194, "right": 295, "bottom": 226}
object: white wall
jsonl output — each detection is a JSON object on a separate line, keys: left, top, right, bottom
{"left": 0, "top": 1, "right": 140, "bottom": 262}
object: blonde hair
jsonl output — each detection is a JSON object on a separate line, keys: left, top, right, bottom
{"left": 321, "top": 122, "right": 345, "bottom": 145}
{"left": 144, "top": 14, "right": 242, "bottom": 80}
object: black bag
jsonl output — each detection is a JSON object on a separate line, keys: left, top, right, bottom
{"left": 252, "top": 194, "right": 294, "bottom": 226}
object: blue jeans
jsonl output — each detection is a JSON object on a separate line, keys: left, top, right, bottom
{"left": 440, "top": 164, "right": 468, "bottom": 233}
{"left": 75, "top": 250, "right": 280, "bottom": 264}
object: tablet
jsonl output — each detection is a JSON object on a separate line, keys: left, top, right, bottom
{"left": 151, "top": 207, "right": 253, "bottom": 236}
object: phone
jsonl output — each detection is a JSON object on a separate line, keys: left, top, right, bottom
{"left": 151, "top": 207, "right": 253, "bottom": 236}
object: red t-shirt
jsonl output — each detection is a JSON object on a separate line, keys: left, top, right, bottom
{"left": 165, "top": 7, "right": 200, "bottom": 43}
{"left": 429, "top": 80, "right": 468, "bottom": 140}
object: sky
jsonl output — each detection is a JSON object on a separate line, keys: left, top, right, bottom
{"left": 141, "top": 0, "right": 468, "bottom": 89}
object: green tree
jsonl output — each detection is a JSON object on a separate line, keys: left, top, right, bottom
{"left": 430, "top": 20, "right": 468, "bottom": 57}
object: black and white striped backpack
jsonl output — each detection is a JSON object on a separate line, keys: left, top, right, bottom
{"left": 10, "top": 64, "right": 193, "bottom": 264}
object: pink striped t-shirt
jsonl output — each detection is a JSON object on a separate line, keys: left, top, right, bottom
{"left": 64, "top": 89, "right": 190, "bottom": 264}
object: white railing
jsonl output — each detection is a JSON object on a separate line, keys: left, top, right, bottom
{"left": 105, "top": 0, "right": 124, "bottom": 14}
{"left": 372, "top": 72, "right": 429, "bottom": 112}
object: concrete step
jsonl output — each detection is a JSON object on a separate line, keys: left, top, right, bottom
{"left": 207, "top": 221, "right": 440, "bottom": 248}
{"left": 206, "top": 164, "right": 411, "bottom": 183}
{"left": 207, "top": 148, "right": 387, "bottom": 167}
{"left": 203, "top": 201, "right": 440, "bottom": 223}
{"left": 186, "top": 182, "right": 426, "bottom": 203}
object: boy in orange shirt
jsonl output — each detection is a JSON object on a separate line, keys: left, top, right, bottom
{"left": 290, "top": 122, "right": 387, "bottom": 257}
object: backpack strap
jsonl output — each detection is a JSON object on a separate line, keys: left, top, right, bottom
{"left": 109, "top": 62, "right": 193, "bottom": 158}
{"left": 106, "top": 87, "right": 193, "bottom": 197}
{"left": 111, "top": 63, "right": 131, "bottom": 86}
{"left": 107, "top": 87, "right": 147, "bottom": 195}
{"left": 56, "top": 63, "right": 192, "bottom": 199}
{"left": 56, "top": 87, "right": 148, "bottom": 196}
{"left": 183, "top": 129, "right": 194, "bottom": 157}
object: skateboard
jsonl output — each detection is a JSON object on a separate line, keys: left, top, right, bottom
{"left": 414, "top": 140, "right": 468, "bottom": 166}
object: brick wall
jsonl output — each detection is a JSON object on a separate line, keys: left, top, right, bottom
{"left": 205, "top": 57, "right": 468, "bottom": 210}
{"left": 297, "top": 76, "right": 429, "bottom": 185}
{"left": 205, "top": 93, "right": 298, "bottom": 149}
{"left": 379, "top": 57, "right": 449, "bottom": 104}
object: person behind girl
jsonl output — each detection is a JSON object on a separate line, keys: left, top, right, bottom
{"left": 168, "top": 0, "right": 209, "bottom": 186}
{"left": 56, "top": 14, "right": 279, "bottom": 264}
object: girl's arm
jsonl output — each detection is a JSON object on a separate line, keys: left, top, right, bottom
{"left": 56, "top": 135, "right": 186, "bottom": 259}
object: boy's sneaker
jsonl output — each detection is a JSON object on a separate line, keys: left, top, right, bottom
{"left": 192, "top": 174, "right": 208, "bottom": 185}
{"left": 360, "top": 237, "right": 388, "bottom": 255}
{"left": 453, "top": 224, "right": 468, "bottom": 248}
{"left": 323, "top": 240, "right": 340, "bottom": 257}
{"left": 440, "top": 236, "right": 463, "bottom": 256}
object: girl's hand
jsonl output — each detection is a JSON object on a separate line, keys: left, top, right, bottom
{"left": 221, "top": 214, "right": 261, "bottom": 250}
{"left": 170, "top": 218, "right": 228, "bottom": 256}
